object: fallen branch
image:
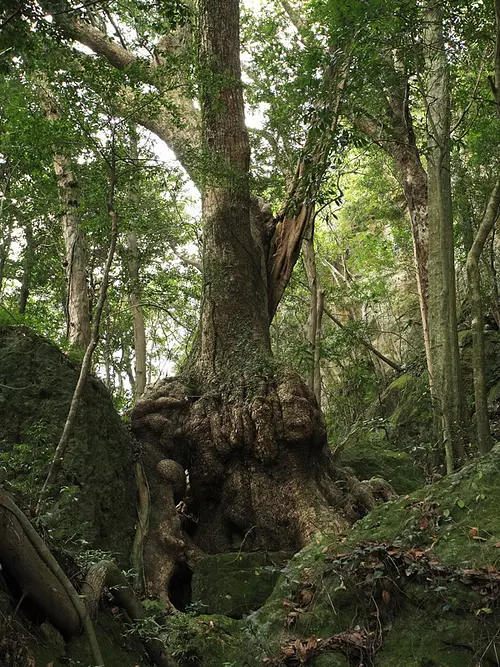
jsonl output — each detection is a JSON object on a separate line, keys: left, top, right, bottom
{"left": 323, "top": 306, "right": 403, "bottom": 373}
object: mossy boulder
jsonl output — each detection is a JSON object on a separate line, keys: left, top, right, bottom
{"left": 191, "top": 551, "right": 290, "bottom": 618}
{"left": 0, "top": 326, "right": 136, "bottom": 562}
{"left": 157, "top": 447, "right": 500, "bottom": 666}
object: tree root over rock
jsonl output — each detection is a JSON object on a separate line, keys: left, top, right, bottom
{"left": 0, "top": 487, "right": 104, "bottom": 665}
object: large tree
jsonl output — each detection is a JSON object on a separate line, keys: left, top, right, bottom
{"left": 4, "top": 0, "right": 388, "bottom": 601}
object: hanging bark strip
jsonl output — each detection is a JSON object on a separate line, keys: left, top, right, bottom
{"left": 267, "top": 67, "right": 348, "bottom": 319}
{"left": 0, "top": 488, "right": 104, "bottom": 665}
{"left": 36, "top": 138, "right": 120, "bottom": 513}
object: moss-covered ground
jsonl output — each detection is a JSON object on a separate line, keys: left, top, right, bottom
{"left": 147, "top": 446, "right": 500, "bottom": 667}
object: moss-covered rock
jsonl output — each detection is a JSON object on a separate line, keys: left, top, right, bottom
{"left": 191, "top": 551, "right": 290, "bottom": 618}
{"left": 158, "top": 447, "right": 500, "bottom": 666}
{"left": 0, "top": 326, "right": 136, "bottom": 563}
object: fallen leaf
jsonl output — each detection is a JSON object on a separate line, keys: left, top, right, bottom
{"left": 382, "top": 590, "right": 391, "bottom": 604}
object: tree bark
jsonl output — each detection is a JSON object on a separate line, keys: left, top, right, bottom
{"left": 424, "top": 0, "right": 466, "bottom": 472}
{"left": 195, "top": 0, "right": 271, "bottom": 381}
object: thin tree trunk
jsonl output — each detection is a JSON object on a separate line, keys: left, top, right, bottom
{"left": 0, "top": 162, "right": 13, "bottom": 294}
{"left": 42, "top": 92, "right": 91, "bottom": 349}
{"left": 37, "top": 147, "right": 119, "bottom": 511}
{"left": 127, "top": 230, "right": 147, "bottom": 398}
{"left": 466, "top": 0, "right": 500, "bottom": 455}
{"left": 314, "top": 289, "right": 324, "bottom": 404}
{"left": 467, "top": 179, "right": 500, "bottom": 453}
{"left": 303, "top": 220, "right": 319, "bottom": 396}
{"left": 353, "top": 106, "right": 432, "bottom": 384}
{"left": 19, "top": 220, "right": 35, "bottom": 315}
{"left": 424, "top": 0, "right": 465, "bottom": 473}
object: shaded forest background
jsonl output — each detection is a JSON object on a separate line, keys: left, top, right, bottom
{"left": 2, "top": 0, "right": 500, "bottom": 665}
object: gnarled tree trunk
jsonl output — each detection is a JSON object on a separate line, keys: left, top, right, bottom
{"left": 130, "top": 0, "right": 393, "bottom": 603}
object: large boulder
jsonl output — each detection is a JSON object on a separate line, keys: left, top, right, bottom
{"left": 0, "top": 325, "right": 136, "bottom": 563}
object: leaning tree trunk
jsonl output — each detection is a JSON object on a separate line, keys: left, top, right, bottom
{"left": 130, "top": 0, "right": 392, "bottom": 604}
{"left": 424, "top": 1, "right": 466, "bottom": 473}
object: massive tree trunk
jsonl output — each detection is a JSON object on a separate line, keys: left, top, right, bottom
{"left": 46, "top": 0, "right": 392, "bottom": 605}
{"left": 424, "top": 0, "right": 466, "bottom": 472}
{"left": 129, "top": 0, "right": 392, "bottom": 603}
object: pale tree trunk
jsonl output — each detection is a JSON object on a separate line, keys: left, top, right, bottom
{"left": 314, "top": 289, "right": 324, "bottom": 404}
{"left": 43, "top": 94, "right": 91, "bottom": 350}
{"left": 303, "top": 219, "right": 323, "bottom": 404}
{"left": 126, "top": 132, "right": 147, "bottom": 399}
{"left": 466, "top": 0, "right": 500, "bottom": 455}
{"left": 18, "top": 220, "right": 35, "bottom": 315}
{"left": 126, "top": 230, "right": 147, "bottom": 398}
{"left": 424, "top": 0, "right": 465, "bottom": 472}
{"left": 54, "top": 153, "right": 91, "bottom": 350}
{"left": 0, "top": 161, "right": 13, "bottom": 294}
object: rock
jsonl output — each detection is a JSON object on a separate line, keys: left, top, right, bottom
{"left": 0, "top": 325, "right": 136, "bottom": 563}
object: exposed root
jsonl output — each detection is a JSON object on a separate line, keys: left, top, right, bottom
{"left": 131, "top": 370, "right": 395, "bottom": 602}
{"left": 0, "top": 488, "right": 104, "bottom": 665}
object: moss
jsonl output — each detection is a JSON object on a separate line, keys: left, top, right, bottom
{"left": 375, "top": 608, "right": 478, "bottom": 666}
{"left": 314, "top": 655, "right": 350, "bottom": 666}
{"left": 341, "top": 431, "right": 425, "bottom": 493}
{"left": 0, "top": 326, "right": 136, "bottom": 563}
{"left": 353, "top": 444, "right": 500, "bottom": 567}
{"left": 191, "top": 551, "right": 290, "bottom": 618}
{"left": 160, "top": 612, "right": 249, "bottom": 667}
